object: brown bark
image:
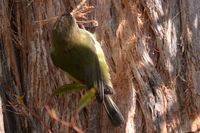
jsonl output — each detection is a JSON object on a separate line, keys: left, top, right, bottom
{"left": 0, "top": 0, "right": 200, "bottom": 133}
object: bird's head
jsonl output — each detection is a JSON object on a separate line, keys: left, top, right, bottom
{"left": 53, "top": 13, "right": 77, "bottom": 35}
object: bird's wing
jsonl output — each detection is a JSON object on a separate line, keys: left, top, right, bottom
{"left": 80, "top": 30, "right": 114, "bottom": 100}
{"left": 93, "top": 39, "right": 114, "bottom": 94}
{"left": 84, "top": 30, "right": 115, "bottom": 94}
{"left": 78, "top": 30, "right": 105, "bottom": 101}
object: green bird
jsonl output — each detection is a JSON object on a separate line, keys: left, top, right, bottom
{"left": 51, "top": 13, "right": 124, "bottom": 126}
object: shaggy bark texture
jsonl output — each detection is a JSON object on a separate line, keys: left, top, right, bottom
{"left": 0, "top": 0, "right": 200, "bottom": 133}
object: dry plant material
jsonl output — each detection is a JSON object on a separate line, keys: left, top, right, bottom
{"left": 71, "top": 0, "right": 98, "bottom": 27}
{"left": 45, "top": 106, "right": 84, "bottom": 133}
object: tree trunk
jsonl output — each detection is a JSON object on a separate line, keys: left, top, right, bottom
{"left": 0, "top": 0, "right": 200, "bottom": 133}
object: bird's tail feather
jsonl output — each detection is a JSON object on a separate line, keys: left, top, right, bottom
{"left": 103, "top": 95, "right": 125, "bottom": 126}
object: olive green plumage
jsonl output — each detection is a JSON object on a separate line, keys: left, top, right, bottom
{"left": 51, "top": 13, "right": 124, "bottom": 126}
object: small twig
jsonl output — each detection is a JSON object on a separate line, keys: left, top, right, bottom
{"left": 26, "top": 0, "right": 34, "bottom": 7}
{"left": 45, "top": 105, "right": 84, "bottom": 133}
{"left": 171, "top": 11, "right": 181, "bottom": 21}
{"left": 34, "top": 16, "right": 59, "bottom": 25}
{"left": 8, "top": 96, "right": 52, "bottom": 132}
{"left": 76, "top": 20, "right": 98, "bottom": 26}
{"left": 71, "top": 0, "right": 88, "bottom": 15}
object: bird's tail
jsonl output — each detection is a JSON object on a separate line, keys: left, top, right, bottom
{"left": 103, "top": 95, "right": 125, "bottom": 126}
